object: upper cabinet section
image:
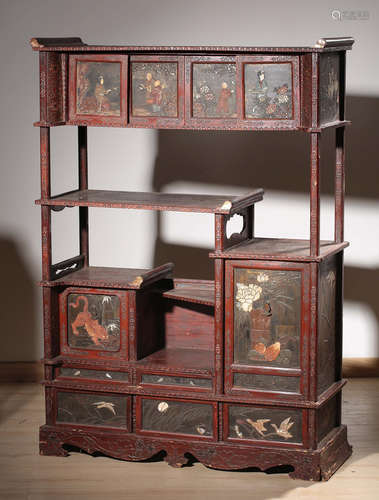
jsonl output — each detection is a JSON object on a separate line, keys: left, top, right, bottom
{"left": 32, "top": 37, "right": 353, "bottom": 131}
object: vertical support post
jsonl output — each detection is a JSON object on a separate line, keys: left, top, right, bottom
{"left": 335, "top": 127, "right": 345, "bottom": 242}
{"left": 40, "top": 127, "right": 52, "bottom": 281}
{"left": 310, "top": 132, "right": 320, "bottom": 256}
{"left": 78, "top": 126, "right": 89, "bottom": 266}
{"left": 214, "top": 258, "right": 224, "bottom": 395}
{"left": 247, "top": 205, "right": 255, "bottom": 239}
{"left": 309, "top": 262, "right": 319, "bottom": 402}
{"left": 214, "top": 214, "right": 225, "bottom": 253}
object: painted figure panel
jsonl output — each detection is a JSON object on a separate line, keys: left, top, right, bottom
{"left": 192, "top": 63, "right": 237, "bottom": 118}
{"left": 228, "top": 405, "right": 302, "bottom": 443}
{"left": 56, "top": 391, "right": 127, "bottom": 428}
{"left": 131, "top": 62, "right": 178, "bottom": 117}
{"left": 244, "top": 63, "right": 293, "bottom": 119}
{"left": 76, "top": 61, "right": 121, "bottom": 116}
{"left": 67, "top": 293, "right": 120, "bottom": 352}
{"left": 141, "top": 398, "right": 213, "bottom": 437}
{"left": 233, "top": 268, "right": 301, "bottom": 368}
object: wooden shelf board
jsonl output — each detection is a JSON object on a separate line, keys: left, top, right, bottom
{"left": 36, "top": 188, "right": 264, "bottom": 214}
{"left": 41, "top": 264, "right": 173, "bottom": 289}
{"left": 210, "top": 238, "right": 349, "bottom": 262}
{"left": 163, "top": 279, "right": 215, "bottom": 307}
{"left": 136, "top": 347, "right": 214, "bottom": 375}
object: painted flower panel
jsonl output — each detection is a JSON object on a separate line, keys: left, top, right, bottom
{"left": 233, "top": 268, "right": 301, "bottom": 368}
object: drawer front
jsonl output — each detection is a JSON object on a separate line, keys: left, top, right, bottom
{"left": 225, "top": 403, "right": 304, "bottom": 446}
{"left": 138, "top": 397, "right": 216, "bottom": 439}
{"left": 140, "top": 374, "right": 212, "bottom": 390}
{"left": 233, "top": 373, "right": 300, "bottom": 394}
{"left": 56, "top": 390, "right": 130, "bottom": 429}
{"left": 57, "top": 367, "right": 129, "bottom": 382}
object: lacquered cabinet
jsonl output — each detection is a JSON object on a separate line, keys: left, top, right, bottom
{"left": 32, "top": 35, "right": 354, "bottom": 481}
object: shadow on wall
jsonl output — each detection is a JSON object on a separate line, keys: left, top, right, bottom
{"left": 0, "top": 237, "right": 39, "bottom": 361}
{"left": 152, "top": 95, "right": 379, "bottom": 353}
{"left": 0, "top": 237, "right": 40, "bottom": 421}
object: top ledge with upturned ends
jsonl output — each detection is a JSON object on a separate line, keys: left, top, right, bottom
{"left": 29, "top": 37, "right": 354, "bottom": 53}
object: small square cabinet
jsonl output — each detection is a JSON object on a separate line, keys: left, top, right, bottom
{"left": 224, "top": 253, "right": 343, "bottom": 402}
{"left": 59, "top": 286, "right": 165, "bottom": 362}
{"left": 225, "top": 260, "right": 307, "bottom": 398}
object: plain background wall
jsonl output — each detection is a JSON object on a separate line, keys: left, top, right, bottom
{"left": 0, "top": 0, "right": 378, "bottom": 362}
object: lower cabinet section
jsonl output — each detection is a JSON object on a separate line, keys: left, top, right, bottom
{"left": 224, "top": 403, "right": 304, "bottom": 446}
{"left": 55, "top": 390, "right": 131, "bottom": 430}
{"left": 136, "top": 396, "right": 217, "bottom": 440}
{"left": 48, "top": 387, "right": 340, "bottom": 453}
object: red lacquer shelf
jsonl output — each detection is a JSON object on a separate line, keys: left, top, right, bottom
{"left": 210, "top": 238, "right": 349, "bottom": 262}
{"left": 36, "top": 189, "right": 264, "bottom": 214}
{"left": 162, "top": 279, "right": 215, "bottom": 307}
{"left": 41, "top": 264, "right": 173, "bottom": 289}
{"left": 136, "top": 347, "right": 214, "bottom": 375}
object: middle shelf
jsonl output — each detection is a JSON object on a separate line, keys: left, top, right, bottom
{"left": 36, "top": 188, "right": 264, "bottom": 214}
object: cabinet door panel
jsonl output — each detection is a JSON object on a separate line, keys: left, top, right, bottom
{"left": 68, "top": 54, "right": 128, "bottom": 126}
{"left": 130, "top": 55, "right": 184, "bottom": 127}
{"left": 225, "top": 260, "right": 309, "bottom": 399}
{"left": 240, "top": 55, "right": 300, "bottom": 129}
{"left": 59, "top": 287, "right": 128, "bottom": 361}
{"left": 67, "top": 292, "right": 121, "bottom": 351}
{"left": 233, "top": 267, "right": 301, "bottom": 368}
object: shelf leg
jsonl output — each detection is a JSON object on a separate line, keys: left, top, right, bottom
{"left": 78, "top": 126, "right": 89, "bottom": 266}
{"left": 214, "top": 258, "right": 224, "bottom": 394}
{"left": 310, "top": 132, "right": 320, "bottom": 256}
{"left": 334, "top": 127, "right": 345, "bottom": 243}
{"left": 40, "top": 127, "right": 51, "bottom": 280}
